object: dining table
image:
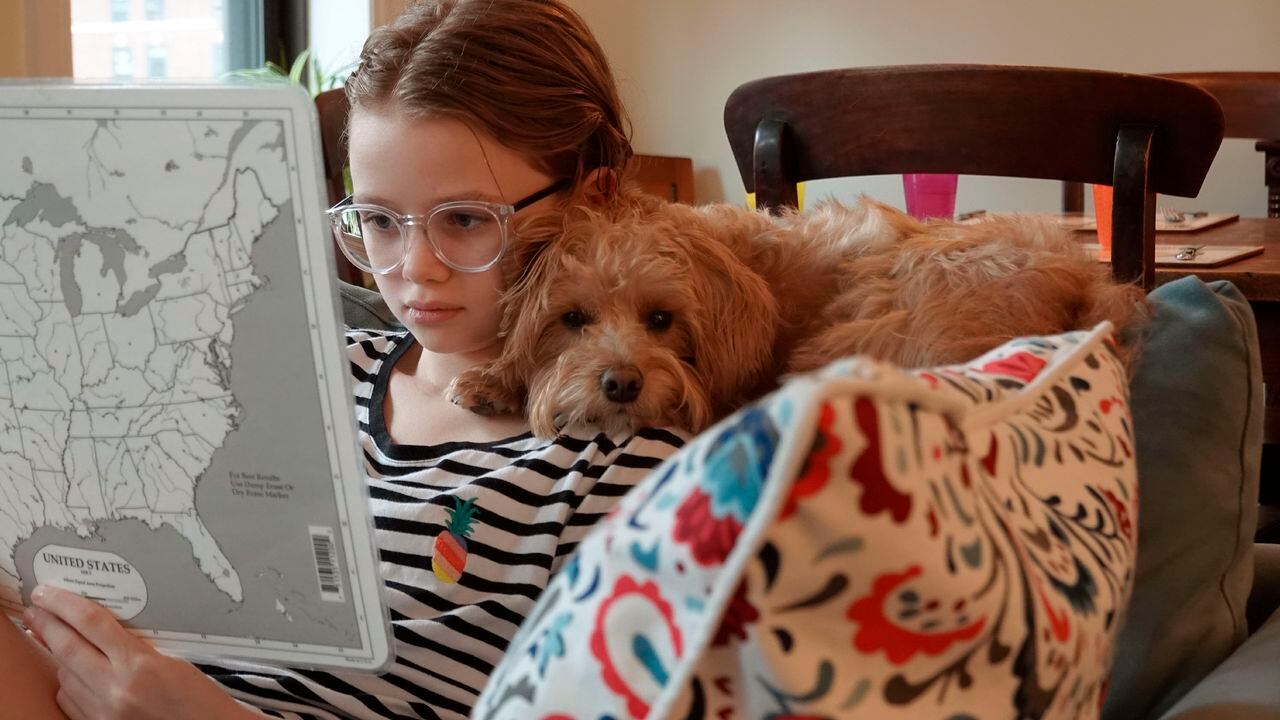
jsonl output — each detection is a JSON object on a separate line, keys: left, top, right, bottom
{"left": 1137, "top": 217, "right": 1280, "bottom": 301}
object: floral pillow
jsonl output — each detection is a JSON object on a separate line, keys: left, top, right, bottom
{"left": 475, "top": 323, "right": 1137, "bottom": 720}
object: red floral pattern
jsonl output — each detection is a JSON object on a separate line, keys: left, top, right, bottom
{"left": 672, "top": 490, "right": 742, "bottom": 566}
{"left": 780, "top": 403, "right": 841, "bottom": 519}
{"left": 981, "top": 350, "right": 1047, "bottom": 382}
{"left": 847, "top": 565, "right": 987, "bottom": 665}
{"left": 589, "top": 576, "right": 681, "bottom": 719}
{"left": 712, "top": 581, "right": 761, "bottom": 646}
{"left": 849, "top": 397, "right": 913, "bottom": 523}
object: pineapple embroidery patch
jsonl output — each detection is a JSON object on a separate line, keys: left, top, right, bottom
{"left": 432, "top": 496, "right": 479, "bottom": 584}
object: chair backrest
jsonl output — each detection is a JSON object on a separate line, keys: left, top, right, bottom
{"left": 314, "top": 87, "right": 363, "bottom": 285}
{"left": 627, "top": 153, "right": 696, "bottom": 203}
{"left": 1065, "top": 71, "right": 1280, "bottom": 216}
{"left": 315, "top": 87, "right": 351, "bottom": 207}
{"left": 1159, "top": 72, "right": 1280, "bottom": 218}
{"left": 1159, "top": 72, "right": 1280, "bottom": 139}
{"left": 723, "top": 64, "right": 1225, "bottom": 289}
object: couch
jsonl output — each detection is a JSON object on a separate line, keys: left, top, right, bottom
{"left": 336, "top": 276, "right": 1280, "bottom": 719}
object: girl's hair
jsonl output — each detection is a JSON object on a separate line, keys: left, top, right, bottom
{"left": 346, "top": 0, "right": 632, "bottom": 192}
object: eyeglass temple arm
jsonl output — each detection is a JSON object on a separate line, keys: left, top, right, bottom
{"left": 511, "top": 178, "right": 573, "bottom": 211}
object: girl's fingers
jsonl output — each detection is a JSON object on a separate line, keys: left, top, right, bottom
{"left": 55, "top": 664, "right": 99, "bottom": 715}
{"left": 31, "top": 585, "right": 147, "bottom": 665}
{"left": 23, "top": 605, "right": 113, "bottom": 683}
{"left": 55, "top": 687, "right": 90, "bottom": 720}
{"left": 24, "top": 621, "right": 49, "bottom": 652}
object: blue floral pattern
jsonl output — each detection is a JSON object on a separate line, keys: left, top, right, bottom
{"left": 701, "top": 407, "right": 779, "bottom": 523}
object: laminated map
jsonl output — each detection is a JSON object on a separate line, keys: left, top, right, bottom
{"left": 0, "top": 83, "right": 390, "bottom": 671}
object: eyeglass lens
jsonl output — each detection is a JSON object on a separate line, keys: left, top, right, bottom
{"left": 333, "top": 205, "right": 504, "bottom": 272}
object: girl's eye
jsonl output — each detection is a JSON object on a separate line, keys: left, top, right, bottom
{"left": 561, "top": 310, "right": 589, "bottom": 329}
{"left": 444, "top": 211, "right": 490, "bottom": 230}
{"left": 647, "top": 310, "right": 673, "bottom": 331}
{"left": 360, "top": 211, "right": 397, "bottom": 232}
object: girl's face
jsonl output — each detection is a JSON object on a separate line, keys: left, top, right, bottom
{"left": 346, "top": 108, "right": 558, "bottom": 357}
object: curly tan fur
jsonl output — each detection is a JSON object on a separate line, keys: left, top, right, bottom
{"left": 448, "top": 192, "right": 1147, "bottom": 436}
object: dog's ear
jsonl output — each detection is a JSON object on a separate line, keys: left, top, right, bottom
{"left": 681, "top": 232, "right": 780, "bottom": 414}
{"left": 504, "top": 208, "right": 569, "bottom": 289}
{"left": 482, "top": 209, "right": 581, "bottom": 397}
{"left": 495, "top": 211, "right": 590, "bottom": 391}
{"left": 505, "top": 193, "right": 655, "bottom": 284}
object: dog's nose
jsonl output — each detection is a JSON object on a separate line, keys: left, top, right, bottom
{"left": 600, "top": 366, "right": 643, "bottom": 404}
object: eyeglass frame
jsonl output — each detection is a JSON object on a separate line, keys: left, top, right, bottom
{"left": 326, "top": 178, "right": 571, "bottom": 274}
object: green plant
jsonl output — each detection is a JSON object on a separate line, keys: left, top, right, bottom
{"left": 226, "top": 49, "right": 348, "bottom": 97}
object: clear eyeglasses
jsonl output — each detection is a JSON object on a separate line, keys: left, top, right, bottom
{"left": 326, "top": 179, "right": 569, "bottom": 274}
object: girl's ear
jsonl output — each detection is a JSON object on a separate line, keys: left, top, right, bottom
{"left": 580, "top": 167, "right": 619, "bottom": 205}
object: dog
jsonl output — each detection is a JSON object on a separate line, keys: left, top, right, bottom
{"left": 447, "top": 192, "right": 1145, "bottom": 437}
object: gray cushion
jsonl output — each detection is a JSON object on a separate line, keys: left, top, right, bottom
{"left": 1247, "top": 542, "right": 1280, "bottom": 633}
{"left": 1104, "top": 277, "right": 1264, "bottom": 720}
{"left": 1158, "top": 598, "right": 1280, "bottom": 719}
{"left": 338, "top": 280, "right": 400, "bottom": 331}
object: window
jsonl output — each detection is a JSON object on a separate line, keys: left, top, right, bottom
{"left": 147, "top": 45, "right": 167, "bottom": 77}
{"left": 72, "top": 0, "right": 259, "bottom": 80}
{"left": 111, "top": 43, "right": 133, "bottom": 80}
{"left": 310, "top": 2, "right": 371, "bottom": 86}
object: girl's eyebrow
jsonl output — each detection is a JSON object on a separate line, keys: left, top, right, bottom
{"left": 437, "top": 191, "right": 505, "bottom": 205}
{"left": 353, "top": 191, "right": 506, "bottom": 208}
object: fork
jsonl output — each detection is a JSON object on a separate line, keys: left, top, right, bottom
{"left": 1175, "top": 245, "right": 1205, "bottom": 261}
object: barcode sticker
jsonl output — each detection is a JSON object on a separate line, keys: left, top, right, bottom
{"left": 309, "top": 526, "right": 345, "bottom": 602}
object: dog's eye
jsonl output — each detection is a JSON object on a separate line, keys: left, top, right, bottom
{"left": 561, "top": 310, "right": 589, "bottom": 329}
{"left": 647, "top": 310, "right": 673, "bottom": 332}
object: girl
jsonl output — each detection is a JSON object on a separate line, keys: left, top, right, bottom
{"left": 1, "top": 1, "right": 685, "bottom": 718}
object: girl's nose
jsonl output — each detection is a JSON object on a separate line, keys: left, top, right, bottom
{"left": 400, "top": 225, "right": 450, "bottom": 283}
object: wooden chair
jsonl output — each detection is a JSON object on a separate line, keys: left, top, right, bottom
{"left": 315, "top": 87, "right": 364, "bottom": 285}
{"left": 1065, "top": 71, "right": 1280, "bottom": 217}
{"left": 1154, "top": 73, "right": 1280, "bottom": 219}
{"left": 626, "top": 153, "right": 696, "bottom": 203}
{"left": 315, "top": 88, "right": 350, "bottom": 208}
{"left": 723, "top": 64, "right": 1225, "bottom": 290}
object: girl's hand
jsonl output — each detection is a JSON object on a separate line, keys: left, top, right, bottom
{"left": 24, "top": 585, "right": 263, "bottom": 720}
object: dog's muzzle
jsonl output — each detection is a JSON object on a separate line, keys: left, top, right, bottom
{"left": 600, "top": 366, "right": 643, "bottom": 404}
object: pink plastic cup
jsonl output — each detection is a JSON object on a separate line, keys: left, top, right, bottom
{"left": 902, "top": 173, "right": 959, "bottom": 221}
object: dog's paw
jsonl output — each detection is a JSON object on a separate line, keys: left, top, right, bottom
{"left": 446, "top": 372, "right": 521, "bottom": 416}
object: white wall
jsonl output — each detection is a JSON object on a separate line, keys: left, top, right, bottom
{"left": 568, "top": 0, "right": 1280, "bottom": 217}
{"left": 310, "top": 2, "right": 370, "bottom": 83}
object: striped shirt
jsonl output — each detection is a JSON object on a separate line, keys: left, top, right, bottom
{"left": 198, "top": 328, "right": 686, "bottom": 719}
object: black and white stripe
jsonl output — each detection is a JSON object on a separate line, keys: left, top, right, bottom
{"left": 201, "top": 329, "right": 685, "bottom": 719}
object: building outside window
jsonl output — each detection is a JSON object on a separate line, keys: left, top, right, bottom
{"left": 72, "top": 0, "right": 254, "bottom": 81}
{"left": 147, "top": 45, "right": 167, "bottom": 77}
{"left": 111, "top": 38, "right": 132, "bottom": 80}
{"left": 72, "top": 1, "right": 369, "bottom": 86}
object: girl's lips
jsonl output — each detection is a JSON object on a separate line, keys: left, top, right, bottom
{"left": 405, "top": 305, "right": 462, "bottom": 325}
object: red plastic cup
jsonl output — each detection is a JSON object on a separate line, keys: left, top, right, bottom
{"left": 902, "top": 173, "right": 959, "bottom": 221}
{"left": 1093, "top": 184, "right": 1113, "bottom": 260}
